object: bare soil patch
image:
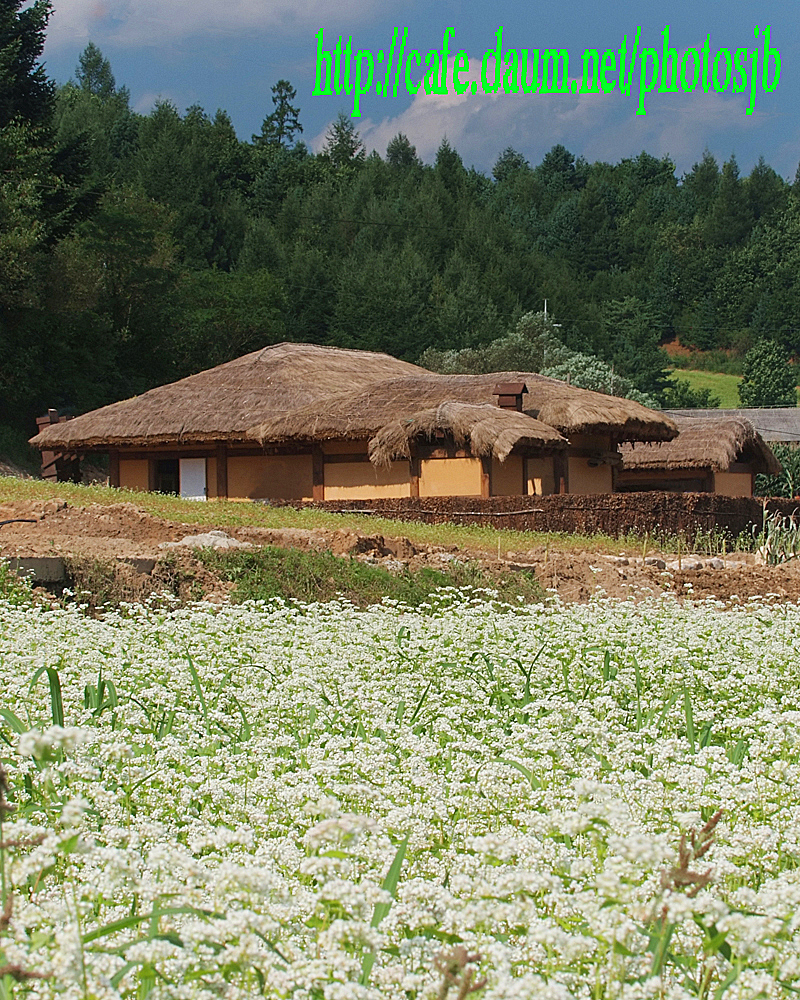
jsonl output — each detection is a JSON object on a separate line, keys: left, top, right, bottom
{"left": 2, "top": 496, "right": 799, "bottom": 605}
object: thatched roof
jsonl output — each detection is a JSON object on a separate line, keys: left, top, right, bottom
{"left": 252, "top": 372, "right": 678, "bottom": 445}
{"left": 30, "top": 343, "right": 427, "bottom": 449}
{"left": 621, "top": 417, "right": 781, "bottom": 474}
{"left": 369, "top": 401, "right": 567, "bottom": 467}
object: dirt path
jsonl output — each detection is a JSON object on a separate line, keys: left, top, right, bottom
{"left": 2, "top": 496, "right": 800, "bottom": 605}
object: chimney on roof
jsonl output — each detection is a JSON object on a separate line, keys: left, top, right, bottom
{"left": 493, "top": 382, "right": 528, "bottom": 412}
{"left": 35, "top": 409, "right": 77, "bottom": 483}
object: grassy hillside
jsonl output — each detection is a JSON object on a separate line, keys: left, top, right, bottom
{"left": 669, "top": 369, "right": 742, "bottom": 407}
{"left": 670, "top": 369, "right": 800, "bottom": 408}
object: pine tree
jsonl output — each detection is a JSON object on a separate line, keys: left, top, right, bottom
{"left": 253, "top": 79, "right": 302, "bottom": 148}
{"left": 322, "top": 111, "right": 364, "bottom": 166}
{"left": 386, "top": 133, "right": 418, "bottom": 168}
{"left": 75, "top": 41, "right": 116, "bottom": 100}
{"left": 0, "top": 0, "right": 54, "bottom": 127}
{"left": 705, "top": 155, "right": 752, "bottom": 246}
{"left": 492, "top": 147, "right": 528, "bottom": 183}
{"left": 746, "top": 156, "right": 787, "bottom": 222}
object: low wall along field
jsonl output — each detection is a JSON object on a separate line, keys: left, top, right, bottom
{"left": 277, "top": 491, "right": 800, "bottom": 539}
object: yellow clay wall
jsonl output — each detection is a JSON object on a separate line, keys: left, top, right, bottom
{"left": 713, "top": 471, "right": 753, "bottom": 497}
{"left": 491, "top": 454, "right": 525, "bottom": 496}
{"left": 227, "top": 454, "right": 313, "bottom": 500}
{"left": 526, "top": 457, "right": 556, "bottom": 496}
{"left": 119, "top": 459, "right": 149, "bottom": 492}
{"left": 324, "top": 461, "right": 411, "bottom": 499}
{"left": 420, "top": 457, "right": 482, "bottom": 497}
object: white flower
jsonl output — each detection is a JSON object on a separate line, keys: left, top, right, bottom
{"left": 60, "top": 796, "right": 90, "bottom": 828}
{"left": 18, "top": 726, "right": 91, "bottom": 758}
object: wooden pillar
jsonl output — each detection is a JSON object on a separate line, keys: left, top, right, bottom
{"left": 109, "top": 450, "right": 120, "bottom": 488}
{"left": 216, "top": 442, "right": 228, "bottom": 499}
{"left": 480, "top": 455, "right": 491, "bottom": 498}
{"left": 409, "top": 455, "right": 420, "bottom": 498}
{"left": 609, "top": 439, "right": 619, "bottom": 494}
{"left": 312, "top": 445, "right": 324, "bottom": 501}
{"left": 555, "top": 451, "right": 569, "bottom": 495}
{"left": 148, "top": 458, "right": 158, "bottom": 492}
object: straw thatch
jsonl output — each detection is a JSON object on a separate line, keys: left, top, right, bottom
{"left": 30, "top": 343, "right": 427, "bottom": 449}
{"left": 621, "top": 417, "right": 781, "bottom": 474}
{"left": 252, "top": 372, "right": 678, "bottom": 445}
{"left": 368, "top": 401, "right": 567, "bottom": 467}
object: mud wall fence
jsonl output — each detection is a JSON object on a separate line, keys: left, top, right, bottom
{"left": 274, "top": 493, "right": 800, "bottom": 540}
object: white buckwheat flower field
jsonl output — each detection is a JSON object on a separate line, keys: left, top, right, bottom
{"left": 2, "top": 588, "right": 800, "bottom": 999}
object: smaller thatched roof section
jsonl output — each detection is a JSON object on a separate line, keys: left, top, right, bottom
{"left": 621, "top": 417, "right": 781, "bottom": 474}
{"left": 369, "top": 401, "right": 567, "bottom": 467}
{"left": 30, "top": 343, "right": 427, "bottom": 450}
{"left": 252, "top": 372, "right": 678, "bottom": 445}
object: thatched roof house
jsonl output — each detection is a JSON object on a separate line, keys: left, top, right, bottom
{"left": 29, "top": 343, "right": 680, "bottom": 501}
{"left": 618, "top": 416, "right": 780, "bottom": 496}
{"left": 29, "top": 343, "right": 428, "bottom": 500}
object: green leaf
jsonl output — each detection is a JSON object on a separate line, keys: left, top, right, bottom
{"left": 30, "top": 666, "right": 64, "bottom": 728}
{"left": 683, "top": 686, "right": 695, "bottom": 752}
{"left": 360, "top": 833, "right": 409, "bottom": 986}
{"left": 408, "top": 680, "right": 432, "bottom": 724}
{"left": 0, "top": 708, "right": 26, "bottom": 734}
{"left": 185, "top": 654, "right": 208, "bottom": 725}
{"left": 693, "top": 915, "right": 733, "bottom": 962}
{"left": 495, "top": 757, "right": 542, "bottom": 790}
{"left": 82, "top": 905, "right": 210, "bottom": 944}
{"left": 649, "top": 922, "right": 675, "bottom": 976}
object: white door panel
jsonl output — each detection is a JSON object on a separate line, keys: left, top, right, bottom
{"left": 179, "top": 458, "right": 207, "bottom": 501}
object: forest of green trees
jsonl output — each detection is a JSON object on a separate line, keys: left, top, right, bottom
{"left": 2, "top": 0, "right": 799, "bottom": 459}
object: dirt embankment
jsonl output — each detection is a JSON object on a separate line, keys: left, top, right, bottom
{"left": 2, "top": 497, "right": 800, "bottom": 605}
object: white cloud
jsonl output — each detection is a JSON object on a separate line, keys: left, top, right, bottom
{"left": 133, "top": 90, "right": 180, "bottom": 114}
{"left": 47, "top": 0, "right": 111, "bottom": 49}
{"left": 46, "top": 0, "right": 390, "bottom": 50}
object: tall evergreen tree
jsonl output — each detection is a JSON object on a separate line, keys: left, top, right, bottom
{"left": 322, "top": 111, "right": 364, "bottom": 166}
{"left": 0, "top": 0, "right": 54, "bottom": 127}
{"left": 706, "top": 155, "right": 752, "bottom": 246}
{"left": 683, "top": 148, "right": 719, "bottom": 216}
{"left": 253, "top": 79, "right": 302, "bottom": 148}
{"left": 492, "top": 147, "right": 528, "bottom": 183}
{"left": 745, "top": 156, "right": 787, "bottom": 222}
{"left": 386, "top": 133, "right": 419, "bottom": 168}
{"left": 602, "top": 296, "right": 670, "bottom": 397}
{"left": 75, "top": 41, "right": 116, "bottom": 100}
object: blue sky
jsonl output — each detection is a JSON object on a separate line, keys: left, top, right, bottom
{"left": 42, "top": 0, "right": 800, "bottom": 179}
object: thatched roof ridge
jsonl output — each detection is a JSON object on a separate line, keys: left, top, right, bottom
{"left": 30, "top": 343, "right": 427, "bottom": 449}
{"left": 252, "top": 372, "right": 678, "bottom": 444}
{"left": 369, "top": 401, "right": 567, "bottom": 467}
{"left": 621, "top": 417, "right": 781, "bottom": 474}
